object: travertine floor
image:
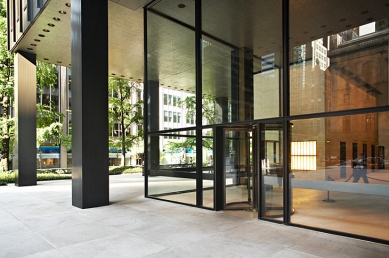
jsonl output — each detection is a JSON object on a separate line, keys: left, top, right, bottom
{"left": 0, "top": 174, "right": 388, "bottom": 258}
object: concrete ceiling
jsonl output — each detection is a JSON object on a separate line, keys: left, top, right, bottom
{"left": 12, "top": 0, "right": 145, "bottom": 81}
{"left": 11, "top": 0, "right": 389, "bottom": 93}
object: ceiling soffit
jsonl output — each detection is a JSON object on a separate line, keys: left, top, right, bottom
{"left": 14, "top": 0, "right": 144, "bottom": 81}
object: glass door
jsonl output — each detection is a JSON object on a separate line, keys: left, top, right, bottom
{"left": 224, "top": 127, "right": 255, "bottom": 210}
{"left": 260, "top": 123, "right": 284, "bottom": 220}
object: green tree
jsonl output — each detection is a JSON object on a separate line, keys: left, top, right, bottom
{"left": 35, "top": 62, "right": 66, "bottom": 168}
{"left": 36, "top": 62, "right": 63, "bottom": 145}
{"left": 108, "top": 77, "right": 143, "bottom": 166}
{"left": 163, "top": 95, "right": 215, "bottom": 160}
{"left": 0, "top": 2, "right": 14, "bottom": 171}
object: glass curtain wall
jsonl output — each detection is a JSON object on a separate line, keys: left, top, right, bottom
{"left": 289, "top": 0, "right": 389, "bottom": 240}
{"left": 202, "top": 0, "right": 283, "bottom": 123}
{"left": 145, "top": 0, "right": 389, "bottom": 242}
{"left": 203, "top": 129, "right": 214, "bottom": 208}
{"left": 146, "top": 1, "right": 198, "bottom": 206}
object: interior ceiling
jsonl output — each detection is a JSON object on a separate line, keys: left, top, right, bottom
{"left": 12, "top": 0, "right": 389, "bottom": 91}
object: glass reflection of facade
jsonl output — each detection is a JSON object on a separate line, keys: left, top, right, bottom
{"left": 145, "top": 0, "right": 389, "bottom": 242}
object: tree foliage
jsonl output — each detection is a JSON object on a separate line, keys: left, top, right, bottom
{"left": 108, "top": 77, "right": 143, "bottom": 165}
{"left": 36, "top": 61, "right": 57, "bottom": 93}
{"left": 36, "top": 100, "right": 64, "bottom": 147}
{"left": 163, "top": 95, "right": 215, "bottom": 157}
{"left": 0, "top": 1, "right": 14, "bottom": 171}
{"left": 35, "top": 62, "right": 64, "bottom": 148}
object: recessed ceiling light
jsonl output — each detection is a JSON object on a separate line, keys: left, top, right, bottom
{"left": 121, "top": 75, "right": 125, "bottom": 77}
{"left": 161, "top": 84, "right": 164, "bottom": 86}
{"left": 27, "top": 48, "right": 33, "bottom": 50}
{"left": 320, "top": 25, "right": 327, "bottom": 28}
{"left": 48, "top": 23, "right": 55, "bottom": 27}
{"left": 111, "top": 73, "right": 116, "bottom": 75}
{"left": 59, "top": 10, "right": 67, "bottom": 14}
{"left": 345, "top": 24, "right": 352, "bottom": 28}
{"left": 34, "top": 39, "right": 41, "bottom": 42}
{"left": 57, "top": 61, "right": 62, "bottom": 63}
{"left": 44, "top": 58, "right": 49, "bottom": 60}
{"left": 53, "top": 17, "right": 60, "bottom": 21}
{"left": 327, "top": 30, "right": 333, "bottom": 34}
{"left": 38, "top": 34, "right": 45, "bottom": 37}
{"left": 43, "top": 29, "right": 50, "bottom": 32}
{"left": 168, "top": 86, "right": 171, "bottom": 87}
{"left": 310, "top": 36, "right": 315, "bottom": 39}
{"left": 129, "top": 77, "right": 133, "bottom": 79}
{"left": 69, "top": 64, "right": 71, "bottom": 66}
{"left": 65, "top": 3, "right": 71, "bottom": 7}
{"left": 366, "top": 18, "right": 374, "bottom": 22}
{"left": 303, "top": 31, "right": 309, "bottom": 34}
{"left": 31, "top": 43, "right": 37, "bottom": 46}
{"left": 178, "top": 4, "right": 185, "bottom": 8}
{"left": 138, "top": 79, "right": 141, "bottom": 81}
{"left": 339, "top": 18, "right": 347, "bottom": 22}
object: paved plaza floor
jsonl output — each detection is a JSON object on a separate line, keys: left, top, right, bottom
{"left": 0, "top": 174, "right": 388, "bottom": 257}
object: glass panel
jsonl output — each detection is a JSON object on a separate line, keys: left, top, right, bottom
{"left": 147, "top": 3, "right": 195, "bottom": 132}
{"left": 203, "top": 129, "right": 214, "bottom": 209}
{"left": 225, "top": 128, "right": 254, "bottom": 210}
{"left": 202, "top": 0, "right": 283, "bottom": 125}
{"left": 148, "top": 131, "right": 197, "bottom": 205}
{"left": 290, "top": 0, "right": 389, "bottom": 115}
{"left": 261, "top": 123, "right": 283, "bottom": 220}
{"left": 291, "top": 112, "right": 389, "bottom": 241}
{"left": 150, "top": 0, "right": 195, "bottom": 27}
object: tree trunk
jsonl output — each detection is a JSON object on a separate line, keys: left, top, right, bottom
{"left": 1, "top": 95, "right": 9, "bottom": 171}
{"left": 121, "top": 118, "right": 126, "bottom": 166}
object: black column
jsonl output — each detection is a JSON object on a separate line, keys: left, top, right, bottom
{"left": 214, "top": 127, "right": 224, "bottom": 210}
{"left": 195, "top": 0, "right": 203, "bottom": 207}
{"left": 71, "top": 0, "right": 109, "bottom": 209}
{"left": 215, "top": 97, "right": 228, "bottom": 124}
{"left": 230, "top": 47, "right": 253, "bottom": 122}
{"left": 14, "top": 51, "right": 36, "bottom": 186}
{"left": 147, "top": 80, "right": 160, "bottom": 176}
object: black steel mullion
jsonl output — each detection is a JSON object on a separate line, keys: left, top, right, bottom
{"left": 282, "top": 0, "right": 291, "bottom": 224}
{"left": 256, "top": 124, "right": 263, "bottom": 218}
{"left": 195, "top": 0, "right": 203, "bottom": 207}
{"left": 143, "top": 6, "right": 148, "bottom": 197}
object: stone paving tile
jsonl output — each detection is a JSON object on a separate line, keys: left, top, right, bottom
{"left": 0, "top": 231, "right": 54, "bottom": 258}
{"left": 0, "top": 175, "right": 387, "bottom": 258}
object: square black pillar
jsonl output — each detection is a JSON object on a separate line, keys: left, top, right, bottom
{"left": 147, "top": 81, "right": 160, "bottom": 171}
{"left": 14, "top": 51, "right": 37, "bottom": 186}
{"left": 71, "top": 0, "right": 109, "bottom": 208}
{"left": 231, "top": 47, "right": 254, "bottom": 122}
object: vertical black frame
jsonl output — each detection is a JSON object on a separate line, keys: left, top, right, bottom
{"left": 282, "top": 0, "right": 291, "bottom": 224}
{"left": 195, "top": 0, "right": 203, "bottom": 207}
{"left": 143, "top": 5, "right": 148, "bottom": 197}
